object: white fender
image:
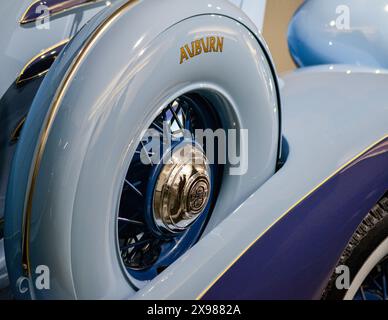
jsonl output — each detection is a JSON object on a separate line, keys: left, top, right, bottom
{"left": 5, "top": 0, "right": 280, "bottom": 299}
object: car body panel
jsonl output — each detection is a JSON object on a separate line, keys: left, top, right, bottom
{"left": 134, "top": 66, "right": 388, "bottom": 299}
{"left": 0, "top": 0, "right": 118, "bottom": 222}
{"left": 0, "top": 0, "right": 114, "bottom": 99}
{"left": 229, "top": 0, "right": 267, "bottom": 32}
{"left": 202, "top": 137, "right": 388, "bottom": 299}
{"left": 0, "top": 0, "right": 387, "bottom": 300}
{"left": 4, "top": 0, "right": 279, "bottom": 299}
{"left": 288, "top": 0, "right": 388, "bottom": 69}
{"left": 0, "top": 0, "right": 119, "bottom": 293}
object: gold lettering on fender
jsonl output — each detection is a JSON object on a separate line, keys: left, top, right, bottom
{"left": 209, "top": 37, "right": 216, "bottom": 52}
{"left": 180, "top": 36, "right": 224, "bottom": 64}
{"left": 180, "top": 47, "right": 189, "bottom": 64}
{"left": 185, "top": 43, "right": 195, "bottom": 58}
{"left": 194, "top": 40, "right": 202, "bottom": 56}
{"left": 201, "top": 38, "right": 210, "bottom": 53}
{"left": 217, "top": 36, "right": 224, "bottom": 52}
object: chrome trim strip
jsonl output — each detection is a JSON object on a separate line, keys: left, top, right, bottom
{"left": 10, "top": 117, "right": 27, "bottom": 144}
{"left": 20, "top": 0, "right": 103, "bottom": 25}
{"left": 16, "top": 39, "right": 70, "bottom": 85}
{"left": 21, "top": 0, "right": 138, "bottom": 277}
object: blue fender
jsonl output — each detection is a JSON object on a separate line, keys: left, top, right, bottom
{"left": 288, "top": 0, "right": 388, "bottom": 69}
{"left": 135, "top": 66, "right": 388, "bottom": 300}
{"left": 4, "top": 0, "right": 280, "bottom": 299}
{"left": 0, "top": 0, "right": 119, "bottom": 293}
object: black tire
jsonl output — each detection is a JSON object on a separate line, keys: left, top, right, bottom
{"left": 323, "top": 193, "right": 388, "bottom": 300}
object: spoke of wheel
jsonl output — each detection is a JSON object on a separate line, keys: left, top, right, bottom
{"left": 177, "top": 104, "right": 192, "bottom": 135}
{"left": 382, "top": 266, "right": 387, "bottom": 300}
{"left": 118, "top": 217, "right": 144, "bottom": 226}
{"left": 176, "top": 104, "right": 184, "bottom": 121}
{"left": 120, "top": 238, "right": 151, "bottom": 251}
{"left": 360, "top": 286, "right": 366, "bottom": 300}
{"left": 169, "top": 105, "right": 184, "bottom": 130}
{"left": 152, "top": 121, "right": 164, "bottom": 133}
{"left": 373, "top": 278, "right": 383, "bottom": 291}
{"left": 135, "top": 150, "right": 155, "bottom": 157}
{"left": 125, "top": 179, "right": 143, "bottom": 197}
{"left": 183, "top": 106, "right": 193, "bottom": 133}
{"left": 179, "top": 104, "right": 186, "bottom": 120}
{"left": 140, "top": 141, "right": 153, "bottom": 165}
{"left": 135, "top": 142, "right": 155, "bottom": 166}
{"left": 162, "top": 109, "right": 171, "bottom": 134}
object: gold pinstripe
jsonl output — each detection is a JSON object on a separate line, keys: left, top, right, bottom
{"left": 16, "top": 39, "right": 70, "bottom": 85}
{"left": 196, "top": 134, "right": 388, "bottom": 300}
{"left": 21, "top": 0, "right": 139, "bottom": 276}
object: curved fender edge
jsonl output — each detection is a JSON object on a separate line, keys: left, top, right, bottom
{"left": 4, "top": 0, "right": 279, "bottom": 299}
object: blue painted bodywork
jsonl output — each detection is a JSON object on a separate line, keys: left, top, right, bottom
{"left": 5, "top": 0, "right": 280, "bottom": 299}
{"left": 19, "top": 0, "right": 103, "bottom": 24}
{"left": 0, "top": 0, "right": 387, "bottom": 300}
{"left": 202, "top": 137, "right": 388, "bottom": 299}
{"left": 288, "top": 0, "right": 388, "bottom": 69}
{"left": 134, "top": 66, "right": 388, "bottom": 300}
{"left": 0, "top": 1, "right": 117, "bottom": 292}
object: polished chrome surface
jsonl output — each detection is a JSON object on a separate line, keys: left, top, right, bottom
{"left": 20, "top": 0, "right": 103, "bottom": 25}
{"left": 10, "top": 117, "right": 27, "bottom": 144}
{"left": 153, "top": 144, "right": 211, "bottom": 233}
{"left": 17, "top": 39, "right": 69, "bottom": 85}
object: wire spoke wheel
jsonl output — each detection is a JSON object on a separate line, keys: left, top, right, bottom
{"left": 354, "top": 256, "right": 388, "bottom": 300}
{"left": 117, "top": 93, "right": 222, "bottom": 285}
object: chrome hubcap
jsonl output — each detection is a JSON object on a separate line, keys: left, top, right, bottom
{"left": 153, "top": 144, "right": 211, "bottom": 233}
{"left": 117, "top": 92, "right": 222, "bottom": 282}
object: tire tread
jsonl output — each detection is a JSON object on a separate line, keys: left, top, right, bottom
{"left": 323, "top": 193, "right": 388, "bottom": 299}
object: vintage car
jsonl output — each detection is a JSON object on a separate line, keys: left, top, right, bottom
{"left": 0, "top": 0, "right": 387, "bottom": 300}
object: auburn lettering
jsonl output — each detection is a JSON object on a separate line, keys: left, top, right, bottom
{"left": 180, "top": 36, "right": 224, "bottom": 64}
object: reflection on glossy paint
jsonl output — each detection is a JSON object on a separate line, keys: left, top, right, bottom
{"left": 16, "top": 39, "right": 69, "bottom": 85}
{"left": 20, "top": 0, "right": 107, "bottom": 24}
{"left": 288, "top": 0, "right": 388, "bottom": 69}
{"left": 10, "top": 117, "right": 27, "bottom": 144}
